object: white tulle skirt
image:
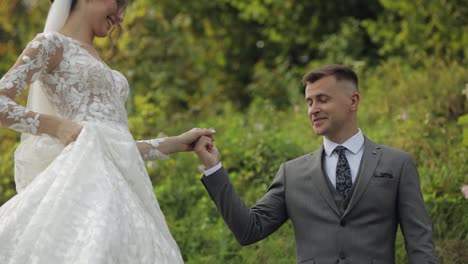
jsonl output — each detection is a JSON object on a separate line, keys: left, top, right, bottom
{"left": 0, "top": 122, "right": 183, "bottom": 264}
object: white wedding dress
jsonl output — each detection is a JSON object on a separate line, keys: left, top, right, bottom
{"left": 0, "top": 32, "right": 184, "bottom": 263}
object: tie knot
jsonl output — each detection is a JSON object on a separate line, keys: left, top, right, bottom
{"left": 334, "top": 146, "right": 347, "bottom": 155}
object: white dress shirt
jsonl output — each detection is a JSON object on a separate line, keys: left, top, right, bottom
{"left": 204, "top": 162, "right": 223, "bottom": 176}
{"left": 323, "top": 129, "right": 365, "bottom": 187}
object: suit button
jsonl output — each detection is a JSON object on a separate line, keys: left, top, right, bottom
{"left": 340, "top": 219, "right": 346, "bottom": 226}
{"left": 339, "top": 252, "right": 346, "bottom": 259}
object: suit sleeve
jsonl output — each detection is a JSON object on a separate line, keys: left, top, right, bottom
{"left": 201, "top": 165, "right": 288, "bottom": 246}
{"left": 397, "top": 153, "right": 438, "bottom": 263}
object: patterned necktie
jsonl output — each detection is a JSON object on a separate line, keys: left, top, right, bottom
{"left": 334, "top": 146, "right": 352, "bottom": 199}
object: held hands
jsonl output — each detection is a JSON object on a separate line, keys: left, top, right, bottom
{"left": 194, "top": 135, "right": 220, "bottom": 170}
{"left": 175, "top": 128, "right": 216, "bottom": 152}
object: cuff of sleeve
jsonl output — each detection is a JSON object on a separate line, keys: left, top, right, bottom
{"left": 204, "top": 162, "right": 222, "bottom": 176}
{"left": 200, "top": 166, "right": 231, "bottom": 200}
{"left": 138, "top": 138, "right": 169, "bottom": 160}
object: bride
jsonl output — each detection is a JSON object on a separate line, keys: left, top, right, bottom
{"left": 0, "top": 0, "right": 214, "bottom": 263}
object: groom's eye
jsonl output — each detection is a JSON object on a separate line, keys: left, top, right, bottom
{"left": 318, "top": 95, "right": 328, "bottom": 103}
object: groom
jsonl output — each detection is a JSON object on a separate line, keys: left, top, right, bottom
{"left": 194, "top": 64, "right": 438, "bottom": 263}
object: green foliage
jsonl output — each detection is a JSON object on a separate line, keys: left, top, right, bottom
{"left": 0, "top": 129, "right": 17, "bottom": 205}
{"left": 362, "top": 0, "right": 468, "bottom": 64}
{"left": 318, "top": 17, "right": 372, "bottom": 65}
{"left": 458, "top": 113, "right": 468, "bottom": 146}
{"left": 1, "top": 1, "right": 467, "bottom": 263}
{"left": 0, "top": 1, "right": 49, "bottom": 74}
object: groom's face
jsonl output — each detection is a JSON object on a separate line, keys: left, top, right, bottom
{"left": 305, "top": 76, "right": 358, "bottom": 142}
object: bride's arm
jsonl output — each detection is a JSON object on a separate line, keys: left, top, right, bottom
{"left": 0, "top": 33, "right": 81, "bottom": 144}
{"left": 136, "top": 128, "right": 216, "bottom": 160}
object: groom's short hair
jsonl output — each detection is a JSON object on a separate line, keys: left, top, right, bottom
{"left": 302, "top": 64, "right": 358, "bottom": 92}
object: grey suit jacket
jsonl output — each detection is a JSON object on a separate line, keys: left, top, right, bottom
{"left": 201, "top": 137, "right": 438, "bottom": 264}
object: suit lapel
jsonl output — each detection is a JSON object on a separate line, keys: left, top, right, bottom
{"left": 307, "top": 146, "right": 341, "bottom": 217}
{"left": 343, "top": 137, "right": 382, "bottom": 217}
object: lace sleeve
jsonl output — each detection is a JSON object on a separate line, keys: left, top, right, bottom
{"left": 0, "top": 33, "right": 62, "bottom": 135}
{"left": 136, "top": 139, "right": 169, "bottom": 161}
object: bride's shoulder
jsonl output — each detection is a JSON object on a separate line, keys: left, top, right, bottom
{"left": 23, "top": 32, "right": 65, "bottom": 68}
{"left": 29, "top": 32, "right": 66, "bottom": 49}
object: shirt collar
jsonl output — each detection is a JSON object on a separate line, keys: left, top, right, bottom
{"left": 323, "top": 129, "right": 364, "bottom": 157}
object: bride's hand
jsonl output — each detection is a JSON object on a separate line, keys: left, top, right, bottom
{"left": 55, "top": 119, "right": 82, "bottom": 145}
{"left": 176, "top": 128, "right": 215, "bottom": 152}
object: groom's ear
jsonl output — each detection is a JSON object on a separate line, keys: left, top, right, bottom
{"left": 350, "top": 93, "right": 359, "bottom": 111}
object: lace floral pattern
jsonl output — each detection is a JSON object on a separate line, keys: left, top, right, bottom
{"left": 0, "top": 34, "right": 61, "bottom": 134}
{"left": 0, "top": 96, "right": 40, "bottom": 134}
{"left": 0, "top": 32, "right": 166, "bottom": 160}
{"left": 138, "top": 138, "right": 169, "bottom": 160}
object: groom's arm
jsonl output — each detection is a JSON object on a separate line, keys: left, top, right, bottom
{"left": 396, "top": 153, "right": 438, "bottom": 263}
{"left": 201, "top": 164, "right": 288, "bottom": 246}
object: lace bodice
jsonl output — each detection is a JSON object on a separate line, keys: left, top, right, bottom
{"left": 0, "top": 32, "right": 167, "bottom": 160}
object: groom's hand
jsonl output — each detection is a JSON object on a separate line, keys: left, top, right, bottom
{"left": 194, "top": 135, "right": 220, "bottom": 169}
{"left": 176, "top": 128, "right": 215, "bottom": 152}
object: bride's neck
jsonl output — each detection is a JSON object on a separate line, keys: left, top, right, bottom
{"left": 59, "top": 13, "right": 94, "bottom": 46}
